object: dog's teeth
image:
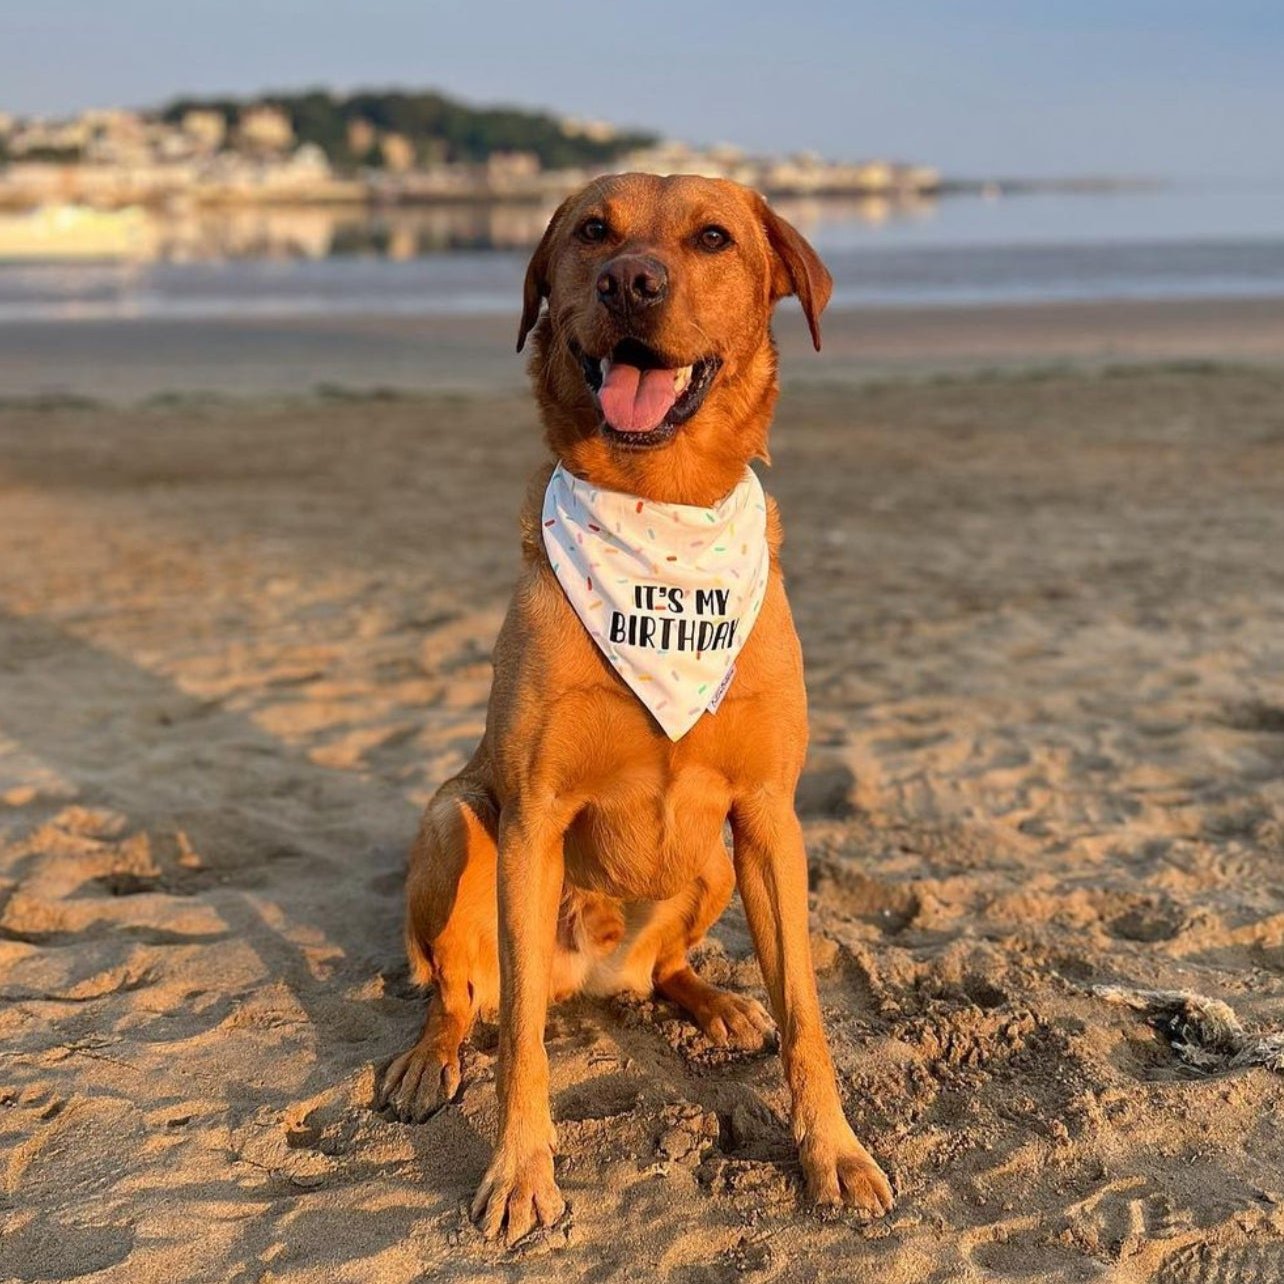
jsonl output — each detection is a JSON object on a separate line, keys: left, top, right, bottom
{"left": 601, "top": 359, "right": 612, "bottom": 378}
{"left": 674, "top": 365, "right": 693, "bottom": 394}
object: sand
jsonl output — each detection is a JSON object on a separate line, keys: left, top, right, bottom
{"left": 2, "top": 345, "right": 1284, "bottom": 1281}
{"left": 5, "top": 294, "right": 1284, "bottom": 402}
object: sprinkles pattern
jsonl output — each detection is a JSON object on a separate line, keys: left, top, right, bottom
{"left": 542, "top": 462, "right": 770, "bottom": 740}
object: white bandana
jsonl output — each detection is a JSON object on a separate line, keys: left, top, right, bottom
{"left": 542, "top": 462, "right": 770, "bottom": 740}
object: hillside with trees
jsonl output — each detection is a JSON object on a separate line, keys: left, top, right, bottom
{"left": 159, "top": 88, "right": 655, "bottom": 170}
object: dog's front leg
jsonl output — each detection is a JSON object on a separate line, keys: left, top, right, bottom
{"left": 471, "top": 808, "right": 567, "bottom": 1244}
{"left": 731, "top": 790, "right": 894, "bottom": 1218}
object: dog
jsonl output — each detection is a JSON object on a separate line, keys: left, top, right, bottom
{"left": 379, "top": 172, "right": 894, "bottom": 1243}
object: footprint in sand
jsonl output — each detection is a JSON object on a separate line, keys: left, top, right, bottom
{"left": 1064, "top": 1177, "right": 1193, "bottom": 1258}
{"left": 0, "top": 1218, "right": 134, "bottom": 1281}
{"left": 5, "top": 1098, "right": 143, "bottom": 1207}
{"left": 969, "top": 1235, "right": 1100, "bottom": 1282}
{"left": 1155, "top": 1235, "right": 1284, "bottom": 1284}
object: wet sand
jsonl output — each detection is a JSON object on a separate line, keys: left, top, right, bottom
{"left": 3, "top": 293, "right": 1284, "bottom": 402}
{"left": 1, "top": 331, "right": 1284, "bottom": 1280}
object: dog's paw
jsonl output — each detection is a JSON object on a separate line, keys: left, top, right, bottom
{"left": 377, "top": 1040, "right": 462, "bottom": 1122}
{"left": 694, "top": 989, "right": 775, "bottom": 1051}
{"left": 801, "top": 1126, "right": 894, "bottom": 1220}
{"left": 471, "top": 1143, "right": 566, "bottom": 1246}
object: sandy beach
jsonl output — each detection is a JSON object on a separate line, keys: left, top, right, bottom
{"left": 2, "top": 305, "right": 1284, "bottom": 1282}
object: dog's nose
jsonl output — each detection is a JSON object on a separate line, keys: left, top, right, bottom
{"left": 596, "top": 254, "right": 668, "bottom": 313}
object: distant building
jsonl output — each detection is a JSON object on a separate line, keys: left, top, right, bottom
{"left": 9, "top": 117, "right": 89, "bottom": 157}
{"left": 380, "top": 132, "right": 416, "bottom": 173}
{"left": 477, "top": 151, "right": 543, "bottom": 196}
{"left": 563, "top": 117, "right": 618, "bottom": 143}
{"left": 182, "top": 109, "right": 227, "bottom": 152}
{"left": 486, "top": 151, "right": 539, "bottom": 181}
{"left": 286, "top": 143, "right": 332, "bottom": 177}
{"left": 623, "top": 141, "right": 732, "bottom": 178}
{"left": 82, "top": 110, "right": 150, "bottom": 166}
{"left": 904, "top": 165, "right": 941, "bottom": 192}
{"left": 346, "top": 118, "right": 377, "bottom": 159}
{"left": 852, "top": 160, "right": 895, "bottom": 191}
{"left": 707, "top": 143, "right": 746, "bottom": 166}
{"left": 237, "top": 106, "right": 294, "bottom": 154}
{"left": 84, "top": 108, "right": 143, "bottom": 135}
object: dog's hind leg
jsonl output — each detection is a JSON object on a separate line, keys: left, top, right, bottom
{"left": 633, "top": 843, "right": 775, "bottom": 1051}
{"left": 379, "top": 774, "right": 499, "bottom": 1122}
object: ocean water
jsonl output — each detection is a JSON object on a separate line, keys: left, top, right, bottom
{"left": 1, "top": 181, "right": 1282, "bottom": 323}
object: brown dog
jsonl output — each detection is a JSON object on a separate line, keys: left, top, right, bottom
{"left": 379, "top": 172, "right": 894, "bottom": 1242}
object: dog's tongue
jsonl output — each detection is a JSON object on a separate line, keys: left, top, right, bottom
{"left": 598, "top": 361, "right": 679, "bottom": 434}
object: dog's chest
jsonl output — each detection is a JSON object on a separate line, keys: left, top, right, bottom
{"left": 563, "top": 756, "right": 731, "bottom": 902}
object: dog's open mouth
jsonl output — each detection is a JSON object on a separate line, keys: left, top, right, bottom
{"left": 579, "top": 338, "right": 721, "bottom": 447}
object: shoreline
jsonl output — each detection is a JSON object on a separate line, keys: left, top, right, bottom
{"left": 1, "top": 293, "right": 1282, "bottom": 403}
{"left": 0, "top": 177, "right": 1156, "bottom": 215}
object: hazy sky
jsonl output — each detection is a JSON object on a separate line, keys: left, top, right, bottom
{"left": 3, "top": 0, "right": 1283, "bottom": 180}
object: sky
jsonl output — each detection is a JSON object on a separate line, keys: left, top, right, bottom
{"left": 2, "top": 0, "right": 1283, "bottom": 181}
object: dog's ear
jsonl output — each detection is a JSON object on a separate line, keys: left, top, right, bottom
{"left": 757, "top": 197, "right": 833, "bottom": 351}
{"left": 517, "top": 195, "right": 577, "bottom": 353}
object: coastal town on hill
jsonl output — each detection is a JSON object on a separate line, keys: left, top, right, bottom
{"left": 0, "top": 87, "right": 943, "bottom": 209}
{"left": 0, "top": 86, "right": 1151, "bottom": 262}
{"left": 0, "top": 87, "right": 955, "bottom": 259}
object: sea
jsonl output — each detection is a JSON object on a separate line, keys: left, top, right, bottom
{"left": 1, "top": 180, "right": 1283, "bottom": 325}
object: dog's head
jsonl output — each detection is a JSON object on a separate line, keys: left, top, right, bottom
{"left": 519, "top": 173, "right": 831, "bottom": 503}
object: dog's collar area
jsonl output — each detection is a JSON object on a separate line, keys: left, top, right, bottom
{"left": 574, "top": 339, "right": 722, "bottom": 449}
{"left": 541, "top": 461, "right": 770, "bottom": 740}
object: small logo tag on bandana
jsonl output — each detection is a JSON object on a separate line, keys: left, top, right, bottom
{"left": 706, "top": 663, "right": 736, "bottom": 715}
{"left": 542, "top": 463, "right": 770, "bottom": 740}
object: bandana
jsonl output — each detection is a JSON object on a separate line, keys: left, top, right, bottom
{"left": 542, "top": 462, "right": 770, "bottom": 740}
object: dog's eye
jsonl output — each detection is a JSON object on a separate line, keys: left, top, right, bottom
{"left": 578, "top": 217, "right": 609, "bottom": 244}
{"left": 696, "top": 225, "right": 732, "bottom": 252}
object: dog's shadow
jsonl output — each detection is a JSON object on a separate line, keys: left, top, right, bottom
{"left": 0, "top": 606, "right": 799, "bottom": 1252}
{"left": 0, "top": 606, "right": 419, "bottom": 1071}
